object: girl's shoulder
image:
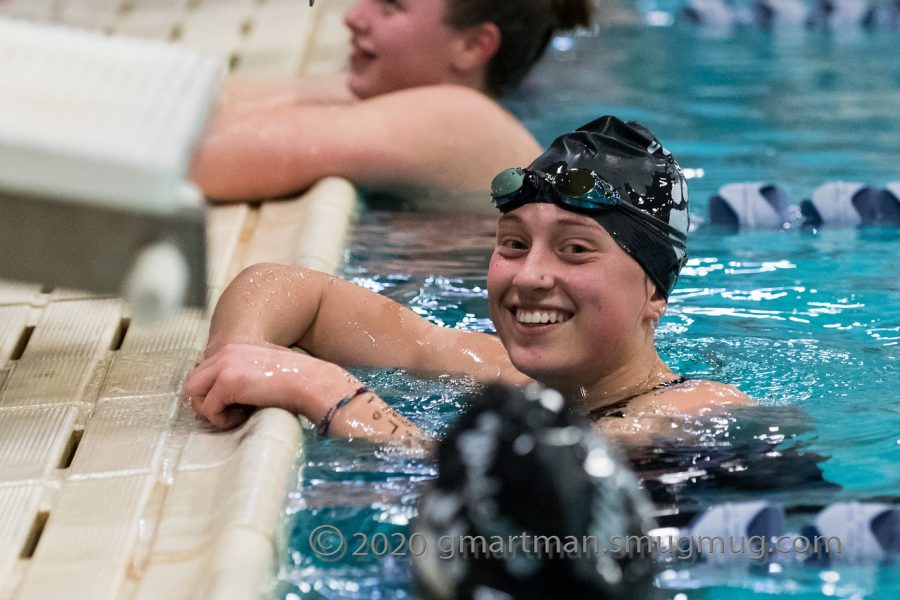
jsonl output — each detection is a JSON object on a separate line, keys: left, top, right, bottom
{"left": 596, "top": 379, "right": 751, "bottom": 443}
{"left": 629, "top": 378, "right": 751, "bottom": 416}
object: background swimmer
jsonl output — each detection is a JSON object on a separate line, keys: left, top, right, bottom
{"left": 184, "top": 116, "right": 750, "bottom": 440}
{"left": 190, "top": 0, "right": 593, "bottom": 206}
{"left": 413, "top": 384, "right": 659, "bottom": 599}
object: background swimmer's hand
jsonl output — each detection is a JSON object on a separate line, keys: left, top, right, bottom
{"left": 184, "top": 343, "right": 362, "bottom": 430}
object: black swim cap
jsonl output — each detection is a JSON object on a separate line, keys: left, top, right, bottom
{"left": 412, "top": 384, "right": 659, "bottom": 600}
{"left": 525, "top": 116, "right": 689, "bottom": 297}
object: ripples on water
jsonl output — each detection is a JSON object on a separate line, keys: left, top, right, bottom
{"left": 275, "top": 25, "right": 900, "bottom": 599}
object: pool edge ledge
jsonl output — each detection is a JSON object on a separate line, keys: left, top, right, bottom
{"left": 196, "top": 177, "right": 358, "bottom": 598}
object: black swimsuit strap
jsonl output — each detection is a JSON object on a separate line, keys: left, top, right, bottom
{"left": 655, "top": 375, "right": 689, "bottom": 390}
{"left": 588, "top": 376, "right": 690, "bottom": 420}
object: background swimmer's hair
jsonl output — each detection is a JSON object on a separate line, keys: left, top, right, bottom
{"left": 444, "top": 0, "right": 593, "bottom": 97}
{"left": 412, "top": 383, "right": 660, "bottom": 600}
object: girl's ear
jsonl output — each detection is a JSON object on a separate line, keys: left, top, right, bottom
{"left": 451, "top": 22, "right": 501, "bottom": 72}
{"left": 644, "top": 276, "right": 668, "bottom": 324}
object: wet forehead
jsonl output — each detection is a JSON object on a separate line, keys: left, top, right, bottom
{"left": 497, "top": 204, "right": 606, "bottom": 235}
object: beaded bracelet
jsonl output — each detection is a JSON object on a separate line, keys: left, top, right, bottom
{"left": 317, "top": 386, "right": 369, "bottom": 437}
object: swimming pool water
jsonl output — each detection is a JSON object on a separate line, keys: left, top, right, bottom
{"left": 509, "top": 25, "right": 900, "bottom": 207}
{"left": 273, "top": 25, "right": 899, "bottom": 599}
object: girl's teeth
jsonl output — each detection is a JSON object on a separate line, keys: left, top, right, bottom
{"left": 516, "top": 310, "right": 568, "bottom": 324}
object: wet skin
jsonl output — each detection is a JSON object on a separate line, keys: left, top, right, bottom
{"left": 189, "top": 0, "right": 538, "bottom": 204}
{"left": 489, "top": 203, "right": 667, "bottom": 397}
{"left": 185, "top": 211, "right": 749, "bottom": 440}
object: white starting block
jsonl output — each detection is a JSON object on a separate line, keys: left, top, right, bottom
{"left": 0, "top": 16, "right": 223, "bottom": 320}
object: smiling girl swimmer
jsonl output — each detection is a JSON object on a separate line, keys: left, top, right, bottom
{"left": 190, "top": 0, "right": 593, "bottom": 207}
{"left": 184, "top": 116, "right": 749, "bottom": 441}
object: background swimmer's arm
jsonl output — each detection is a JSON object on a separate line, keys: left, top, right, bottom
{"left": 219, "top": 74, "right": 354, "bottom": 113}
{"left": 205, "top": 263, "right": 524, "bottom": 384}
{"left": 190, "top": 85, "right": 540, "bottom": 203}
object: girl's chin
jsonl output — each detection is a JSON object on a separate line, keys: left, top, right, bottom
{"left": 510, "top": 357, "right": 581, "bottom": 393}
{"left": 346, "top": 78, "right": 369, "bottom": 99}
{"left": 346, "top": 74, "right": 380, "bottom": 100}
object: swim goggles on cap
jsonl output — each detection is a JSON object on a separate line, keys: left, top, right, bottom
{"left": 491, "top": 167, "right": 687, "bottom": 249}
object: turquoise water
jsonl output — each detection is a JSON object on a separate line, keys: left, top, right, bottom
{"left": 509, "top": 26, "right": 900, "bottom": 206}
{"left": 274, "top": 26, "right": 900, "bottom": 599}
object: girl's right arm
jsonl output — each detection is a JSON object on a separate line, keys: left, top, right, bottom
{"left": 185, "top": 342, "right": 431, "bottom": 443}
{"left": 187, "top": 263, "right": 527, "bottom": 439}
{"left": 204, "top": 263, "right": 526, "bottom": 384}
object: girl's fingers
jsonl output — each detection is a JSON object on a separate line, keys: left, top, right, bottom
{"left": 192, "top": 348, "right": 225, "bottom": 372}
{"left": 184, "top": 364, "right": 218, "bottom": 420}
{"left": 199, "top": 373, "right": 254, "bottom": 430}
{"left": 190, "top": 392, "right": 205, "bottom": 416}
{"left": 186, "top": 343, "right": 298, "bottom": 429}
{"left": 219, "top": 405, "right": 254, "bottom": 429}
{"left": 183, "top": 349, "right": 231, "bottom": 402}
{"left": 198, "top": 375, "right": 230, "bottom": 427}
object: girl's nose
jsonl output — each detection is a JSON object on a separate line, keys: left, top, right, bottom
{"left": 343, "top": 0, "right": 370, "bottom": 34}
{"left": 512, "top": 249, "right": 555, "bottom": 292}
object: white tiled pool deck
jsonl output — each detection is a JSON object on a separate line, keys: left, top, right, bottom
{"left": 0, "top": 1, "right": 356, "bottom": 597}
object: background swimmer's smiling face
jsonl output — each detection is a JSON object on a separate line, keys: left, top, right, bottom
{"left": 487, "top": 204, "right": 663, "bottom": 390}
{"left": 343, "top": 0, "right": 478, "bottom": 98}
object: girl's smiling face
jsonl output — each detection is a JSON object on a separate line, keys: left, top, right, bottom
{"left": 343, "top": 0, "right": 471, "bottom": 98}
{"left": 487, "top": 203, "right": 665, "bottom": 392}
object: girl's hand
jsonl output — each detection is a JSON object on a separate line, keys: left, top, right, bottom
{"left": 184, "top": 343, "right": 360, "bottom": 429}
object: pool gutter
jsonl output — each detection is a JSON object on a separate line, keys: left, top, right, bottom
{"left": 0, "top": 1, "right": 357, "bottom": 598}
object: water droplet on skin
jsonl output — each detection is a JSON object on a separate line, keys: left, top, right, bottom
{"left": 462, "top": 348, "right": 483, "bottom": 364}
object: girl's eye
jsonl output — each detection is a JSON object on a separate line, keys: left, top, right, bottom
{"left": 563, "top": 243, "right": 591, "bottom": 254}
{"left": 497, "top": 237, "right": 528, "bottom": 252}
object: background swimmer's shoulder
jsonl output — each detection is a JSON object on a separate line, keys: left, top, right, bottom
{"left": 348, "top": 85, "right": 541, "bottom": 200}
{"left": 368, "top": 85, "right": 539, "bottom": 150}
